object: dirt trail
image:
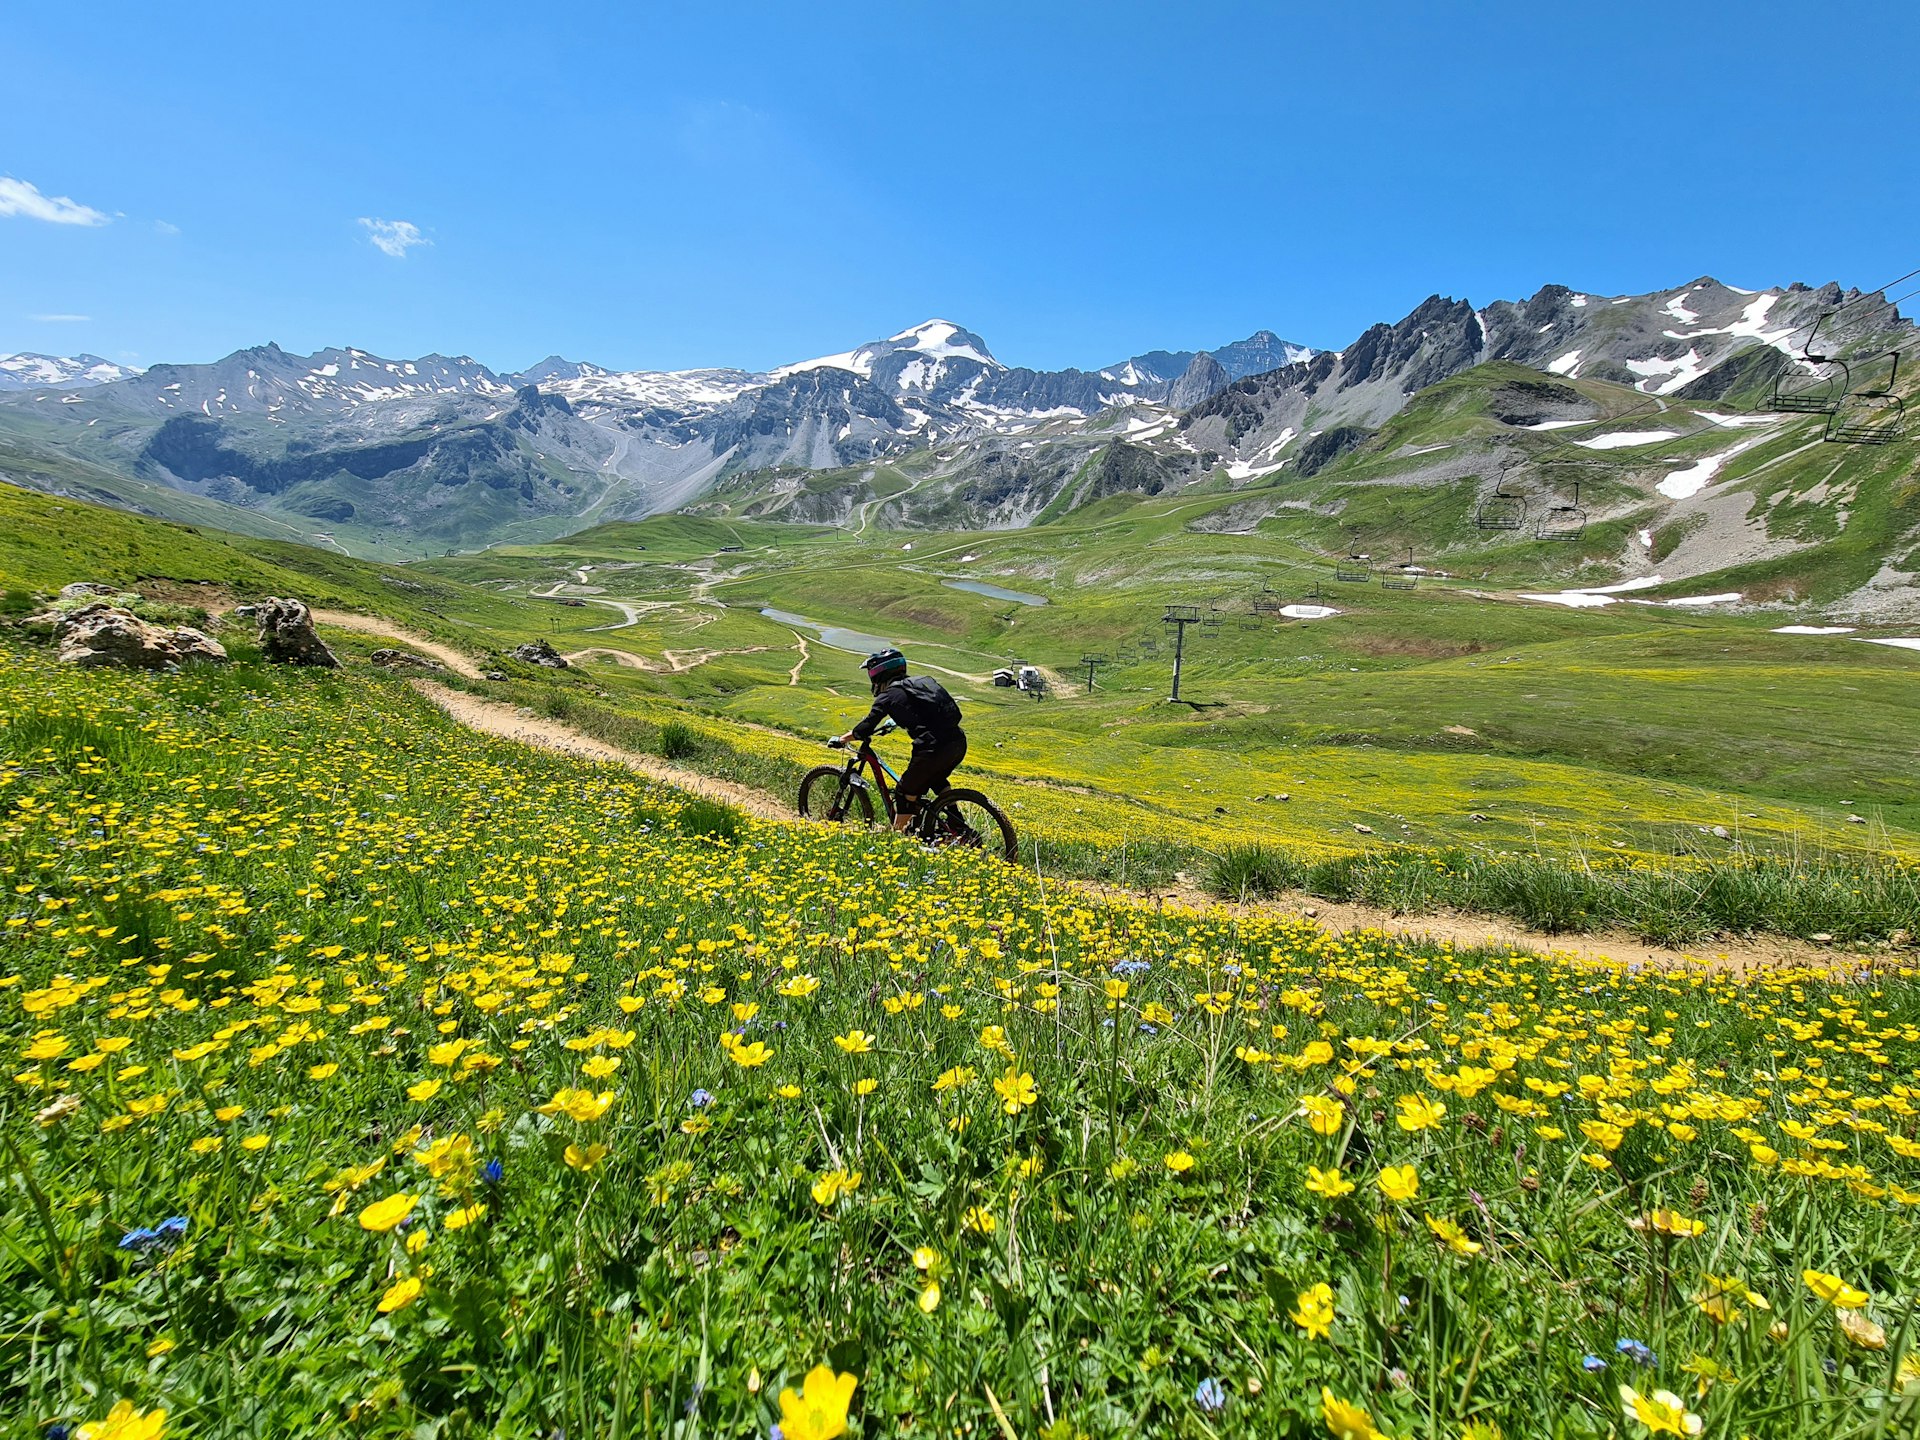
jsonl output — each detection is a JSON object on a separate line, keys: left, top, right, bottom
{"left": 788, "top": 631, "right": 810, "bottom": 686}
{"left": 410, "top": 680, "right": 789, "bottom": 820}
{"left": 1067, "top": 880, "right": 1858, "bottom": 973}
{"left": 311, "top": 611, "right": 484, "bottom": 679}
{"left": 409, "top": 680, "right": 1876, "bottom": 971}
{"left": 563, "top": 647, "right": 650, "bottom": 669}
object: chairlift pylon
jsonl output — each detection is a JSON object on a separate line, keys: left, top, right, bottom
{"left": 1824, "top": 350, "right": 1906, "bottom": 444}
{"left": 1534, "top": 479, "right": 1588, "bottom": 542}
{"left": 1473, "top": 467, "right": 1527, "bottom": 532}
{"left": 1770, "top": 312, "right": 1853, "bottom": 416}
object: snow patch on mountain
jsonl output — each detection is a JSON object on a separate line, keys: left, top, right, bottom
{"left": 1627, "top": 348, "right": 1709, "bottom": 394}
{"left": 1576, "top": 430, "right": 1682, "bottom": 449}
{"left": 1658, "top": 440, "right": 1762, "bottom": 499}
{"left": 1664, "top": 289, "right": 1700, "bottom": 323}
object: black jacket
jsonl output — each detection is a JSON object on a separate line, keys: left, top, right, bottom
{"left": 852, "top": 675, "right": 963, "bottom": 750}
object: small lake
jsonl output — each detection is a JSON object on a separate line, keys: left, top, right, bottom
{"left": 943, "top": 579, "right": 1048, "bottom": 606}
{"left": 760, "top": 607, "right": 896, "bottom": 655}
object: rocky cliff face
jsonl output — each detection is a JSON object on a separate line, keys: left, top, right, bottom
{"left": 1169, "top": 353, "right": 1231, "bottom": 409}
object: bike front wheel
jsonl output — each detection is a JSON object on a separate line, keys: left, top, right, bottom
{"left": 798, "top": 766, "right": 875, "bottom": 826}
{"left": 919, "top": 788, "right": 1018, "bottom": 863}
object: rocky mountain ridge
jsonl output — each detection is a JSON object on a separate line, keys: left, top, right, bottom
{"left": 2, "top": 277, "right": 1909, "bottom": 554}
{"left": 0, "top": 319, "right": 1311, "bottom": 551}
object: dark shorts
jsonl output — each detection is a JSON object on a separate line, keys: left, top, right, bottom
{"left": 895, "top": 732, "right": 967, "bottom": 810}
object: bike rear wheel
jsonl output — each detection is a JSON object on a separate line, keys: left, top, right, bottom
{"left": 798, "top": 766, "right": 875, "bottom": 825}
{"left": 919, "top": 788, "right": 1018, "bottom": 863}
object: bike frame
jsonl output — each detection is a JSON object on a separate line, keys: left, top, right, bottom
{"left": 830, "top": 734, "right": 950, "bottom": 825}
{"left": 846, "top": 741, "right": 900, "bottom": 821}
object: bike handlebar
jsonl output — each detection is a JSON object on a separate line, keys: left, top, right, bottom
{"left": 828, "top": 719, "right": 896, "bottom": 749}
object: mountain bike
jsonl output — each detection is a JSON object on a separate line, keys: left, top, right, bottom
{"left": 797, "top": 719, "right": 1019, "bottom": 863}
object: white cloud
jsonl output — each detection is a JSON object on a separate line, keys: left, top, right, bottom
{"left": 30, "top": 313, "right": 90, "bottom": 323}
{"left": 153, "top": 219, "right": 181, "bottom": 236}
{"left": 358, "top": 217, "right": 430, "bottom": 258}
{"left": 0, "top": 176, "right": 111, "bottom": 226}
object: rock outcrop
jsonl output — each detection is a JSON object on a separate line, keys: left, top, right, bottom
{"left": 54, "top": 603, "right": 228, "bottom": 670}
{"left": 509, "top": 639, "right": 570, "bottom": 669}
{"left": 58, "top": 581, "right": 124, "bottom": 601}
{"left": 254, "top": 598, "right": 338, "bottom": 667}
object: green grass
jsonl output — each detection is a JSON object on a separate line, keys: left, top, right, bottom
{"left": 3, "top": 648, "right": 1917, "bottom": 1439}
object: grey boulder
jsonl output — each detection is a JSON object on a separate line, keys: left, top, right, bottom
{"left": 55, "top": 603, "right": 228, "bottom": 670}
{"left": 254, "top": 598, "right": 338, "bottom": 667}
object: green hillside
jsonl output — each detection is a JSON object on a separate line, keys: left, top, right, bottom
{"left": 8, "top": 431, "right": 1920, "bottom": 943}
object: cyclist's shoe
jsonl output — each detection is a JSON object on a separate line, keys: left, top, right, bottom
{"left": 826, "top": 736, "right": 845, "bottom": 749}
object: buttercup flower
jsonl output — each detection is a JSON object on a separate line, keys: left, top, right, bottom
{"left": 777, "top": 1364, "right": 857, "bottom": 1440}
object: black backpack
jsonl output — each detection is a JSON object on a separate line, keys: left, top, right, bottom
{"left": 898, "top": 674, "right": 962, "bottom": 733}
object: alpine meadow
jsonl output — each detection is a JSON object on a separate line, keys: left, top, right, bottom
{"left": 4, "top": 6, "right": 1920, "bottom": 1439}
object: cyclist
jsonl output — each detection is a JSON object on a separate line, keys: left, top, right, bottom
{"left": 832, "top": 648, "right": 966, "bottom": 832}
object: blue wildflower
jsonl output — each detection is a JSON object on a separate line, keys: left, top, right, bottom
{"left": 1616, "top": 1338, "right": 1655, "bottom": 1367}
{"left": 483, "top": 1158, "right": 505, "bottom": 1185}
{"left": 689, "top": 1089, "right": 715, "bottom": 1110}
{"left": 1194, "top": 1378, "right": 1227, "bottom": 1413}
{"left": 1581, "top": 1354, "right": 1607, "bottom": 1373}
{"left": 118, "top": 1227, "right": 159, "bottom": 1252}
{"left": 156, "top": 1215, "right": 189, "bottom": 1241}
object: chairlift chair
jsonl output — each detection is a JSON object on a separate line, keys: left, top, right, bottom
{"left": 1534, "top": 480, "right": 1588, "bottom": 542}
{"left": 1824, "top": 351, "right": 1906, "bottom": 444}
{"left": 1334, "top": 538, "right": 1372, "bottom": 583}
{"left": 1770, "top": 312, "right": 1853, "bottom": 416}
{"left": 1381, "top": 545, "right": 1418, "bottom": 590}
{"left": 1473, "top": 468, "right": 1527, "bottom": 532}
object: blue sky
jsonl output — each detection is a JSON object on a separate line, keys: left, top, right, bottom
{"left": 5, "top": 2, "right": 1918, "bottom": 374}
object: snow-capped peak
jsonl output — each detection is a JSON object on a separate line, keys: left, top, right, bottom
{"left": 0, "top": 352, "right": 144, "bottom": 391}
{"left": 883, "top": 320, "right": 999, "bottom": 368}
{"left": 773, "top": 319, "right": 1000, "bottom": 381}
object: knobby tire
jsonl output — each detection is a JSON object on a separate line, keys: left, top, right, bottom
{"left": 920, "top": 788, "right": 1019, "bottom": 864}
{"left": 797, "top": 766, "right": 874, "bottom": 825}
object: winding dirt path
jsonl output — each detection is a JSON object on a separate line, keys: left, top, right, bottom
{"left": 311, "top": 611, "right": 484, "bottom": 679}
{"left": 788, "top": 631, "right": 810, "bottom": 686}
{"left": 409, "top": 680, "right": 790, "bottom": 820}
{"left": 563, "top": 647, "right": 651, "bottom": 670}
{"left": 1067, "top": 881, "right": 1850, "bottom": 973}
{"left": 406, "top": 679, "right": 1875, "bottom": 972}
